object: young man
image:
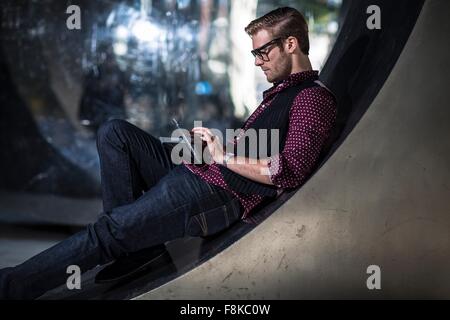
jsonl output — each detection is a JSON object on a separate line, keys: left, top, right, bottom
{"left": 0, "top": 7, "right": 336, "bottom": 299}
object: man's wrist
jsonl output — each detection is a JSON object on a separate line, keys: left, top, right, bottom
{"left": 223, "top": 153, "right": 235, "bottom": 167}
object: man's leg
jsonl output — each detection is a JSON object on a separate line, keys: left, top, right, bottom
{"left": 95, "top": 119, "right": 175, "bottom": 282}
{"left": 96, "top": 119, "right": 176, "bottom": 213}
{"left": 0, "top": 166, "right": 242, "bottom": 299}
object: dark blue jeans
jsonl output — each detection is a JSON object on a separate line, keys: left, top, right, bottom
{"left": 0, "top": 119, "right": 242, "bottom": 299}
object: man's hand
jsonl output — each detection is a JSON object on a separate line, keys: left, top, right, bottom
{"left": 191, "top": 127, "right": 224, "bottom": 164}
{"left": 192, "top": 127, "right": 274, "bottom": 185}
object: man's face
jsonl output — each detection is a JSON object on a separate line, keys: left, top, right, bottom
{"left": 251, "top": 29, "right": 292, "bottom": 83}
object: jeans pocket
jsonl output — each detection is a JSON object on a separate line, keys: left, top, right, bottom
{"left": 186, "top": 197, "right": 242, "bottom": 237}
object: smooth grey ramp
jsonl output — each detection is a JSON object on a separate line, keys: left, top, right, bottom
{"left": 136, "top": 0, "right": 450, "bottom": 299}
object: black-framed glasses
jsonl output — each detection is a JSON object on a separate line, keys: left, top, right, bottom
{"left": 251, "top": 37, "right": 283, "bottom": 61}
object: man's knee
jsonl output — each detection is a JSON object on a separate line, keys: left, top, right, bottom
{"left": 96, "top": 119, "right": 130, "bottom": 148}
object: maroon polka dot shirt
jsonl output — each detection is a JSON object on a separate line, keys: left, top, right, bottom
{"left": 184, "top": 70, "right": 337, "bottom": 220}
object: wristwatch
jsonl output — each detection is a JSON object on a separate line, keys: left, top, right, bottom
{"left": 223, "top": 153, "right": 235, "bottom": 167}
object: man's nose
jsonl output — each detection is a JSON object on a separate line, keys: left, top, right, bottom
{"left": 254, "top": 56, "right": 264, "bottom": 66}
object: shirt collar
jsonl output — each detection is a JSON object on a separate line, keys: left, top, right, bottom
{"left": 263, "top": 70, "right": 319, "bottom": 99}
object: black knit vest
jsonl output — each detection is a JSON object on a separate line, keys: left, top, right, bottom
{"left": 220, "top": 78, "right": 321, "bottom": 197}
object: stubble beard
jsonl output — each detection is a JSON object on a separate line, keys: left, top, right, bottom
{"left": 268, "top": 52, "right": 292, "bottom": 83}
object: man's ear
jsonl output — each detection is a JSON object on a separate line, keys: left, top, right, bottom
{"left": 286, "top": 36, "right": 298, "bottom": 53}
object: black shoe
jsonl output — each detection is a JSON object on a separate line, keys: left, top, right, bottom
{"left": 0, "top": 267, "right": 14, "bottom": 299}
{"left": 94, "top": 245, "right": 170, "bottom": 284}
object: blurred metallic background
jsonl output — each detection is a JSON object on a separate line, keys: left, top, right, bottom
{"left": 0, "top": 0, "right": 341, "bottom": 225}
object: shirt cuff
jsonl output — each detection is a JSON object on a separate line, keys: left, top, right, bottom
{"left": 267, "top": 154, "right": 282, "bottom": 186}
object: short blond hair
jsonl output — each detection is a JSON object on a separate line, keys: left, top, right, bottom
{"left": 245, "top": 7, "right": 310, "bottom": 55}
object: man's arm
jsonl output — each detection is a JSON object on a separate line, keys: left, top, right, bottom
{"left": 192, "top": 87, "right": 336, "bottom": 188}
{"left": 223, "top": 156, "right": 273, "bottom": 185}
{"left": 190, "top": 126, "right": 274, "bottom": 185}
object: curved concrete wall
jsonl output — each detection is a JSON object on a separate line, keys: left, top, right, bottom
{"left": 137, "top": 0, "right": 450, "bottom": 299}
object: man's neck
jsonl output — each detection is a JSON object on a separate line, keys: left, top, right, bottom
{"left": 291, "top": 55, "right": 313, "bottom": 74}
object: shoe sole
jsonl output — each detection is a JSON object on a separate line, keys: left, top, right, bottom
{"left": 94, "top": 250, "right": 171, "bottom": 284}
